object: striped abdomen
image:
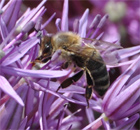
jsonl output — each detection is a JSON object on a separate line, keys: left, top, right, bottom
{"left": 86, "top": 54, "right": 110, "bottom": 96}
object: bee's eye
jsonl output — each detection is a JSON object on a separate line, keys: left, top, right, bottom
{"left": 62, "top": 45, "right": 66, "bottom": 49}
{"left": 43, "top": 43, "right": 51, "bottom": 52}
{"left": 45, "top": 44, "right": 50, "bottom": 49}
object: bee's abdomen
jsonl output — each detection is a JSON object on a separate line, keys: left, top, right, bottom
{"left": 86, "top": 56, "right": 110, "bottom": 96}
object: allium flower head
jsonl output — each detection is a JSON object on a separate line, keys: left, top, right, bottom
{"left": 0, "top": 0, "right": 140, "bottom": 130}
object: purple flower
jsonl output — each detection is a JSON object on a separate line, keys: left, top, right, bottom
{"left": 89, "top": 0, "right": 140, "bottom": 45}
{"left": 0, "top": 0, "right": 140, "bottom": 130}
{"left": 83, "top": 56, "right": 140, "bottom": 130}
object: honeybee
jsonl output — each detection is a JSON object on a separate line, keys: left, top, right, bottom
{"left": 35, "top": 32, "right": 115, "bottom": 107}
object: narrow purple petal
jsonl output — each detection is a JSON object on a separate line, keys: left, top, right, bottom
{"left": 56, "top": 105, "right": 67, "bottom": 129}
{"left": 1, "top": 66, "right": 70, "bottom": 78}
{"left": 55, "top": 18, "right": 61, "bottom": 31}
{"left": 19, "top": 117, "right": 27, "bottom": 129}
{"left": 61, "top": 0, "right": 68, "bottom": 31}
{"left": 85, "top": 108, "right": 95, "bottom": 123}
{"left": 18, "top": 4, "right": 46, "bottom": 30}
{"left": 73, "top": 19, "right": 79, "bottom": 33}
{"left": 35, "top": 17, "right": 42, "bottom": 31}
{"left": 0, "top": 84, "right": 27, "bottom": 129}
{"left": 38, "top": 80, "right": 50, "bottom": 130}
{"left": 101, "top": 119, "right": 110, "bottom": 130}
{"left": 115, "top": 114, "right": 139, "bottom": 130}
{"left": 41, "top": 82, "right": 54, "bottom": 129}
{"left": 67, "top": 125, "right": 72, "bottom": 130}
{"left": 25, "top": 0, "right": 47, "bottom": 23}
{"left": 107, "top": 59, "right": 136, "bottom": 68}
{"left": 61, "top": 109, "right": 82, "bottom": 129}
{"left": 32, "top": 7, "right": 46, "bottom": 22}
{"left": 41, "top": 12, "right": 56, "bottom": 29}
{"left": 39, "top": 92, "right": 46, "bottom": 130}
{"left": 2, "top": 0, "right": 16, "bottom": 25}
{"left": 89, "top": 14, "right": 101, "bottom": 29}
{"left": 120, "top": 102, "right": 140, "bottom": 119}
{"left": 103, "top": 56, "right": 140, "bottom": 111}
{"left": 78, "top": 9, "right": 89, "bottom": 37}
{"left": 7, "top": 0, "right": 22, "bottom": 31}
{"left": 61, "top": 117, "right": 82, "bottom": 129}
{"left": 2, "top": 37, "right": 39, "bottom": 66}
{"left": 9, "top": 98, "right": 25, "bottom": 129}
{"left": 62, "top": 109, "right": 82, "bottom": 123}
{"left": 82, "top": 114, "right": 103, "bottom": 130}
{"left": 0, "top": 46, "right": 16, "bottom": 63}
{"left": 118, "top": 45, "right": 140, "bottom": 59}
{"left": 106, "top": 79, "right": 140, "bottom": 120}
{"left": 33, "top": 82, "right": 86, "bottom": 106}
{"left": 96, "top": 32, "right": 104, "bottom": 40}
{"left": 86, "top": 14, "right": 101, "bottom": 38}
{"left": 38, "top": 79, "right": 85, "bottom": 94}
{"left": 0, "top": 75, "right": 24, "bottom": 106}
{"left": 90, "top": 27, "right": 100, "bottom": 39}
{"left": 2, "top": 32, "right": 24, "bottom": 51}
{"left": 0, "top": 16, "right": 8, "bottom": 40}
{"left": 22, "top": 21, "right": 35, "bottom": 33}
{"left": 0, "top": 97, "right": 18, "bottom": 129}
{"left": 48, "top": 93, "right": 71, "bottom": 118}
{"left": 0, "top": 0, "right": 5, "bottom": 9}
{"left": 90, "top": 14, "right": 108, "bottom": 39}
{"left": 1, "top": 19, "right": 22, "bottom": 49}
{"left": 97, "top": 14, "right": 109, "bottom": 28}
{"left": 25, "top": 85, "right": 34, "bottom": 117}
{"left": 26, "top": 127, "right": 30, "bottom": 130}
{"left": 73, "top": 95, "right": 102, "bottom": 112}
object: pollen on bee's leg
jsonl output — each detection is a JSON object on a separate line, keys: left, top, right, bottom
{"left": 30, "top": 58, "right": 42, "bottom": 66}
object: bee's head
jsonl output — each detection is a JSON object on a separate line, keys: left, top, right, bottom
{"left": 40, "top": 35, "right": 53, "bottom": 58}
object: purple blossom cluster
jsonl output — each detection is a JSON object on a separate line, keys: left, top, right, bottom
{"left": 0, "top": 0, "right": 140, "bottom": 130}
{"left": 89, "top": 0, "right": 140, "bottom": 46}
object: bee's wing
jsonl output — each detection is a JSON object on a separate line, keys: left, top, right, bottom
{"left": 82, "top": 38, "right": 122, "bottom": 49}
{"left": 67, "top": 44, "right": 106, "bottom": 65}
{"left": 82, "top": 38, "right": 122, "bottom": 66}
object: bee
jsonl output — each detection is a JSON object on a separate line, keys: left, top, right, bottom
{"left": 35, "top": 32, "right": 112, "bottom": 107}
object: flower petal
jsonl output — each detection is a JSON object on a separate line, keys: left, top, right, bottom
{"left": 61, "top": 0, "right": 68, "bottom": 31}
{"left": 114, "top": 114, "right": 139, "bottom": 130}
{"left": 2, "top": 37, "right": 39, "bottom": 66}
{"left": 56, "top": 18, "right": 61, "bottom": 31}
{"left": 19, "top": 116, "right": 27, "bottom": 129}
{"left": 78, "top": 9, "right": 89, "bottom": 37}
{"left": 106, "top": 79, "right": 140, "bottom": 120}
{"left": 118, "top": 45, "right": 140, "bottom": 60}
{"left": 0, "top": 76, "right": 24, "bottom": 106}
{"left": 0, "top": 84, "right": 27, "bottom": 129}
{"left": 7, "top": 0, "right": 22, "bottom": 31}
{"left": 85, "top": 108, "right": 95, "bottom": 123}
{"left": 42, "top": 12, "right": 56, "bottom": 29}
{"left": 103, "top": 56, "right": 140, "bottom": 111}
{"left": 119, "top": 101, "right": 140, "bottom": 119}
{"left": 0, "top": 16, "right": 8, "bottom": 40}
{"left": 1, "top": 66, "right": 70, "bottom": 78}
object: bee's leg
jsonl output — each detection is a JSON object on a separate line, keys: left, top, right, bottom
{"left": 56, "top": 70, "right": 84, "bottom": 92}
{"left": 85, "top": 70, "right": 94, "bottom": 108}
{"left": 61, "top": 62, "right": 70, "bottom": 69}
{"left": 31, "top": 55, "right": 51, "bottom": 66}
